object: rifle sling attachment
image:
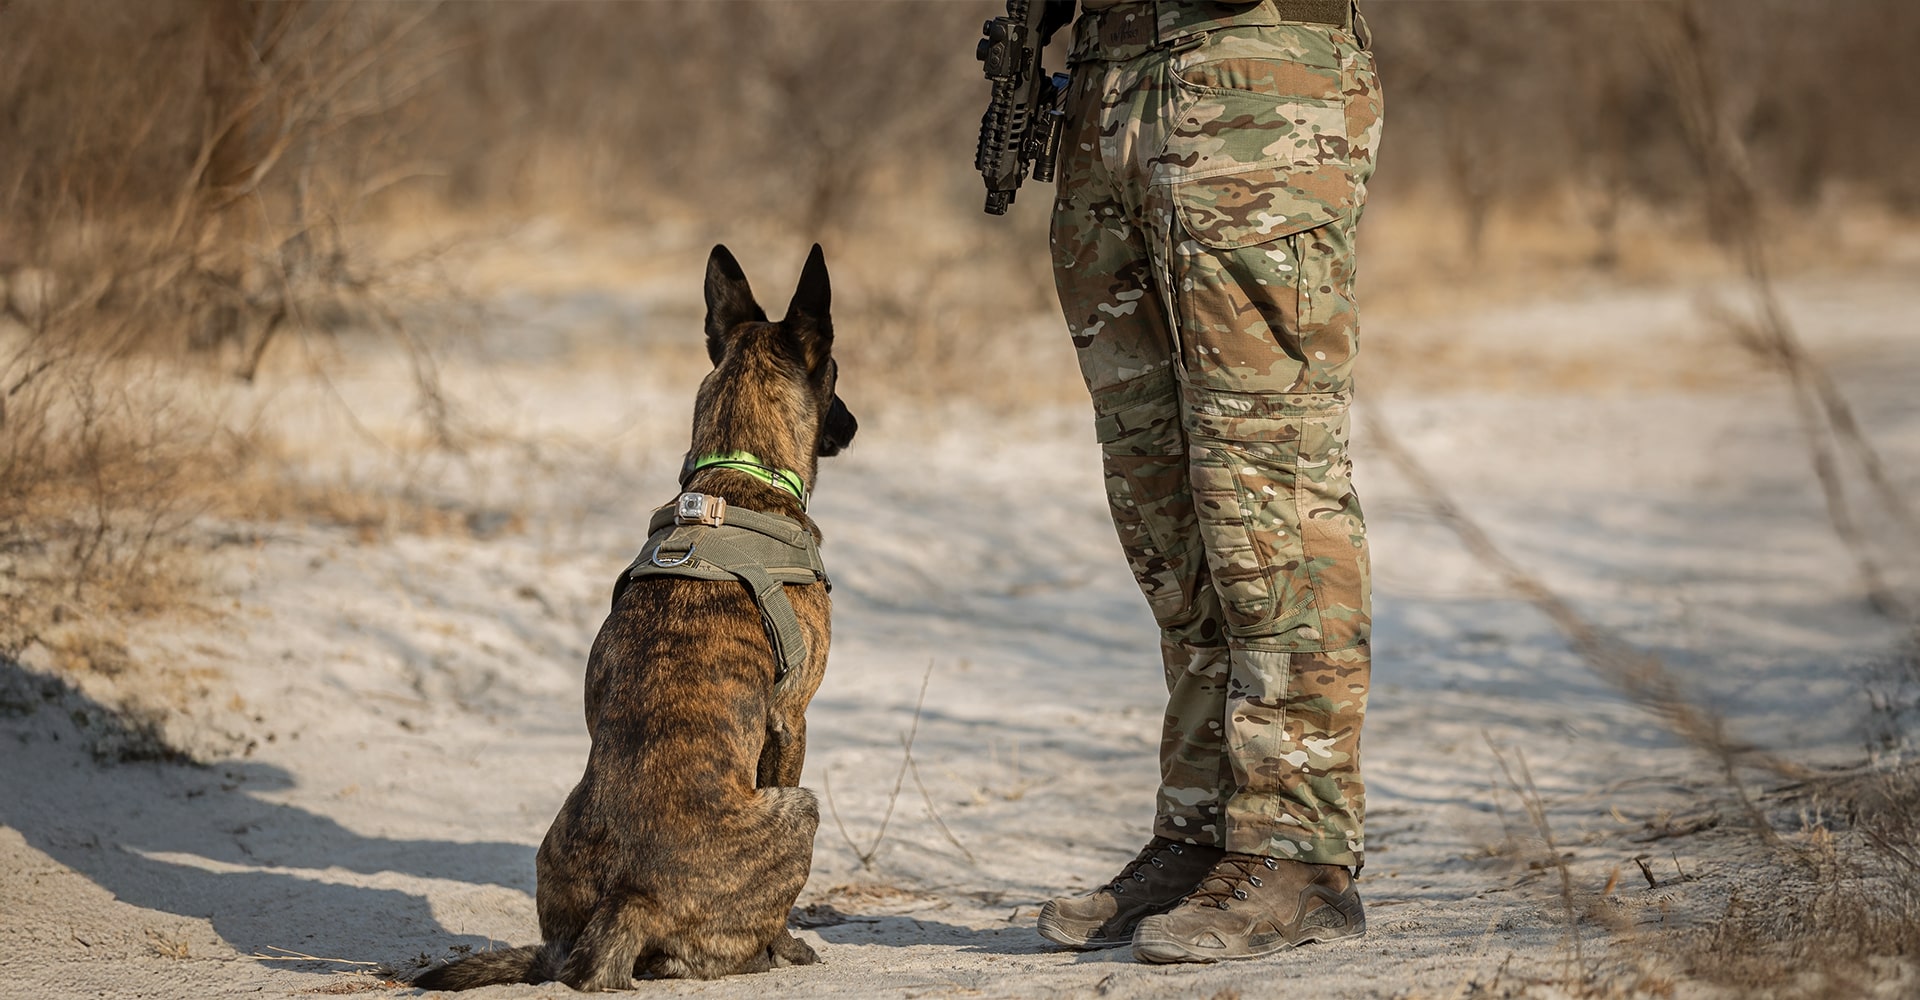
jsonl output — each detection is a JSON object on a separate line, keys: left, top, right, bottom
{"left": 613, "top": 492, "right": 828, "bottom": 685}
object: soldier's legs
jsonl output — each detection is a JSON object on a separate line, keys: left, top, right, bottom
{"left": 1141, "top": 24, "right": 1381, "bottom": 869}
{"left": 1055, "top": 19, "right": 1382, "bottom": 871}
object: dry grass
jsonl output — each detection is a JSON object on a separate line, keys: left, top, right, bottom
{"left": 1390, "top": 421, "right": 1919, "bottom": 996}
{"left": 0, "top": 1, "right": 487, "bottom": 671}
{"left": 1662, "top": 765, "right": 1920, "bottom": 999}
{"left": 0, "top": 346, "right": 494, "bottom": 650}
{"left": 0, "top": 355, "right": 221, "bottom": 655}
{"left": 1375, "top": 305, "right": 1915, "bottom": 997}
{"left": 1475, "top": 741, "right": 1920, "bottom": 998}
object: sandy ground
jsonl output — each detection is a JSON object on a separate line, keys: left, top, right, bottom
{"left": 2, "top": 257, "right": 1917, "bottom": 999}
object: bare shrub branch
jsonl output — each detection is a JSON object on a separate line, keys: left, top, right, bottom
{"left": 823, "top": 661, "right": 957, "bottom": 870}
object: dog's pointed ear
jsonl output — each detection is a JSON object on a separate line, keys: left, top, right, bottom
{"left": 704, "top": 244, "right": 765, "bottom": 365}
{"left": 783, "top": 243, "right": 833, "bottom": 373}
{"left": 786, "top": 244, "right": 831, "bottom": 332}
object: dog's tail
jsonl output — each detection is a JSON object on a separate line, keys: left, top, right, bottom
{"left": 409, "top": 941, "right": 561, "bottom": 991}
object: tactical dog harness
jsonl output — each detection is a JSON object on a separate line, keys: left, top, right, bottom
{"left": 612, "top": 460, "right": 827, "bottom": 684}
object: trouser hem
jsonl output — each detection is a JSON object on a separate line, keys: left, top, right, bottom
{"left": 1150, "top": 816, "right": 1362, "bottom": 870}
{"left": 1224, "top": 830, "right": 1362, "bottom": 869}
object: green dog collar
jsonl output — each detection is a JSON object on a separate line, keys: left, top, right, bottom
{"left": 687, "top": 451, "right": 807, "bottom": 508}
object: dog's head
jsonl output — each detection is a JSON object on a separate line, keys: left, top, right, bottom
{"left": 691, "top": 244, "right": 857, "bottom": 497}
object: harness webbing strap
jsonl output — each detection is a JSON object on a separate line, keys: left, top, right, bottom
{"left": 613, "top": 494, "right": 826, "bottom": 684}
{"left": 683, "top": 533, "right": 812, "bottom": 684}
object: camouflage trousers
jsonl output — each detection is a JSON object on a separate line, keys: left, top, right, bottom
{"left": 1050, "top": 3, "right": 1383, "bottom": 868}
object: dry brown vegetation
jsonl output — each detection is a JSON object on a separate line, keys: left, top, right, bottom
{"left": 1675, "top": 762, "right": 1920, "bottom": 999}
{"left": 1374, "top": 1, "right": 1920, "bottom": 259}
{"left": 1474, "top": 752, "right": 1920, "bottom": 999}
{"left": 5, "top": 0, "right": 1915, "bottom": 411}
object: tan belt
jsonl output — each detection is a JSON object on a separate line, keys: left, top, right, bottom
{"left": 1071, "top": 0, "right": 1358, "bottom": 64}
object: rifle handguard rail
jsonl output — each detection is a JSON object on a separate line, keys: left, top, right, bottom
{"left": 975, "top": 0, "right": 1070, "bottom": 215}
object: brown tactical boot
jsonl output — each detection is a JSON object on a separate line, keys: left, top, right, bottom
{"left": 1036, "top": 837, "right": 1225, "bottom": 949}
{"left": 1131, "top": 853, "right": 1364, "bottom": 963}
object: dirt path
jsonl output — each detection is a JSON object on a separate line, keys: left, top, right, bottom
{"left": 3, "top": 272, "right": 1915, "bottom": 999}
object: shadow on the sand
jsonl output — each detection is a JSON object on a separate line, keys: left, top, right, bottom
{"left": 0, "top": 657, "right": 531, "bottom": 974}
{"left": 803, "top": 909, "right": 1065, "bottom": 957}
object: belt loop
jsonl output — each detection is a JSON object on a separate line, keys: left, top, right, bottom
{"left": 1352, "top": 1, "right": 1372, "bottom": 49}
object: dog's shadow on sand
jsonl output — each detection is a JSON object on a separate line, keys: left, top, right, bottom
{"left": 0, "top": 658, "right": 529, "bottom": 972}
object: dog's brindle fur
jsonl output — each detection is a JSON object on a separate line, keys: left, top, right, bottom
{"left": 412, "top": 245, "right": 857, "bottom": 991}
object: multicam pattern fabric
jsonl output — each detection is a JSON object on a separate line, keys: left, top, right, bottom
{"left": 1051, "top": 3, "right": 1382, "bottom": 868}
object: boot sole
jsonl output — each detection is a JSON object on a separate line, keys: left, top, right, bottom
{"left": 1131, "top": 915, "right": 1366, "bottom": 964}
{"left": 1035, "top": 899, "right": 1152, "bottom": 951}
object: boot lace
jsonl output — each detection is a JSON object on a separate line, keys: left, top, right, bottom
{"left": 1105, "top": 837, "right": 1187, "bottom": 895}
{"left": 1186, "top": 854, "right": 1279, "bottom": 910}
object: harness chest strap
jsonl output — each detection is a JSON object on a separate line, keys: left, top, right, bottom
{"left": 613, "top": 494, "right": 827, "bottom": 684}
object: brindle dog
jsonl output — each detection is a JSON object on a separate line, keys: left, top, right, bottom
{"left": 412, "top": 245, "right": 856, "bottom": 991}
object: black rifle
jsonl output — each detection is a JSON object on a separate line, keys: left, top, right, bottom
{"left": 974, "top": 0, "right": 1073, "bottom": 215}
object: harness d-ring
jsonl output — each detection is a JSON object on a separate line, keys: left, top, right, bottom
{"left": 650, "top": 541, "right": 698, "bottom": 568}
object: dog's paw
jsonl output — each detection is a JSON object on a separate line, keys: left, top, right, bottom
{"left": 770, "top": 932, "right": 819, "bottom": 968}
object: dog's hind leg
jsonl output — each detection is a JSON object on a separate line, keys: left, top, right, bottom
{"left": 653, "top": 787, "right": 823, "bottom": 979}
{"left": 557, "top": 898, "right": 659, "bottom": 992}
{"left": 744, "top": 786, "right": 822, "bottom": 970}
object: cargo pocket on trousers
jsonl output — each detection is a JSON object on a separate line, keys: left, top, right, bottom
{"left": 1161, "top": 60, "right": 1352, "bottom": 243}
{"left": 1162, "top": 70, "right": 1354, "bottom": 383}
{"left": 1186, "top": 398, "right": 1310, "bottom": 639}
{"left": 1186, "top": 391, "right": 1362, "bottom": 650}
